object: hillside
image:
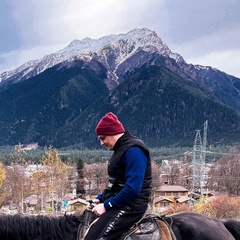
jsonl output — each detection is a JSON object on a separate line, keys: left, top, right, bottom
{"left": 0, "top": 28, "right": 240, "bottom": 148}
{"left": 0, "top": 60, "right": 108, "bottom": 146}
{"left": 43, "top": 62, "right": 240, "bottom": 148}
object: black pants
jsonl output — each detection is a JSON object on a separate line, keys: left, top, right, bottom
{"left": 84, "top": 206, "right": 147, "bottom": 240}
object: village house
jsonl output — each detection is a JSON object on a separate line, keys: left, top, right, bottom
{"left": 68, "top": 198, "right": 88, "bottom": 213}
{"left": 153, "top": 185, "right": 189, "bottom": 212}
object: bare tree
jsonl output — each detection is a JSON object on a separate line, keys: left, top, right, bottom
{"left": 208, "top": 148, "right": 240, "bottom": 195}
{"left": 168, "top": 161, "right": 181, "bottom": 185}
{"left": 83, "top": 162, "right": 108, "bottom": 196}
{"left": 180, "top": 154, "right": 193, "bottom": 189}
{"left": 76, "top": 158, "right": 85, "bottom": 194}
{"left": 151, "top": 161, "right": 161, "bottom": 190}
{"left": 161, "top": 159, "right": 184, "bottom": 186}
{"left": 3, "top": 163, "right": 31, "bottom": 212}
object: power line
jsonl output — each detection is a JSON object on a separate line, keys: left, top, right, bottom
{"left": 204, "top": 151, "right": 240, "bottom": 156}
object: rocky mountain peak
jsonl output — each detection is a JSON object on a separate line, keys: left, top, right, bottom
{"left": 0, "top": 28, "right": 181, "bottom": 86}
{"left": 1, "top": 28, "right": 240, "bottom": 113}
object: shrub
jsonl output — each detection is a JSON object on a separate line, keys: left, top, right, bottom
{"left": 193, "top": 194, "right": 240, "bottom": 219}
{"left": 165, "top": 203, "right": 191, "bottom": 215}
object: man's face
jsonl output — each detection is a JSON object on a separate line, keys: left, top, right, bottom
{"left": 98, "top": 135, "right": 116, "bottom": 150}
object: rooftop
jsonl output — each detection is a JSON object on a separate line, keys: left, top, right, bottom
{"left": 156, "top": 185, "right": 188, "bottom": 192}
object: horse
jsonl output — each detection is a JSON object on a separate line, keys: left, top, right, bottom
{"left": 0, "top": 211, "right": 240, "bottom": 240}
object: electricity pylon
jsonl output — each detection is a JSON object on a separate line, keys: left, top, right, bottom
{"left": 191, "top": 130, "right": 204, "bottom": 196}
{"left": 191, "top": 120, "right": 208, "bottom": 197}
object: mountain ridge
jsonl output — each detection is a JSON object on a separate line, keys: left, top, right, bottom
{"left": 0, "top": 28, "right": 190, "bottom": 87}
{"left": 0, "top": 28, "right": 240, "bottom": 148}
{"left": 1, "top": 28, "right": 240, "bottom": 112}
{"left": 44, "top": 62, "right": 240, "bottom": 148}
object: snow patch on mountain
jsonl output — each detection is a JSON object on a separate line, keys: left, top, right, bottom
{"left": 0, "top": 28, "right": 184, "bottom": 85}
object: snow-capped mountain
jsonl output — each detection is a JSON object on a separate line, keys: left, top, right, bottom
{"left": 0, "top": 28, "right": 183, "bottom": 88}
{"left": 1, "top": 28, "right": 240, "bottom": 148}
{"left": 1, "top": 28, "right": 240, "bottom": 111}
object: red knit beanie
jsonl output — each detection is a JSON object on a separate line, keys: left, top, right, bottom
{"left": 95, "top": 112, "right": 125, "bottom": 135}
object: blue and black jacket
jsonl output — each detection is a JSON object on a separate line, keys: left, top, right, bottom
{"left": 97, "top": 131, "right": 152, "bottom": 211}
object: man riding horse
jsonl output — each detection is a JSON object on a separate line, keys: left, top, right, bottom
{"left": 84, "top": 112, "right": 152, "bottom": 240}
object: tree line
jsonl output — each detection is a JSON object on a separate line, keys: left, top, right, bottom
{"left": 0, "top": 145, "right": 240, "bottom": 214}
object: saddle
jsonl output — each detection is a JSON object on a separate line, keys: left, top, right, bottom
{"left": 77, "top": 211, "right": 175, "bottom": 240}
{"left": 119, "top": 214, "right": 174, "bottom": 240}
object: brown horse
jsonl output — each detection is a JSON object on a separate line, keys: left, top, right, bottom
{"left": 0, "top": 211, "right": 239, "bottom": 240}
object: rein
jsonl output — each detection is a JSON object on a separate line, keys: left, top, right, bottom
{"left": 158, "top": 216, "right": 177, "bottom": 240}
{"left": 76, "top": 210, "right": 99, "bottom": 240}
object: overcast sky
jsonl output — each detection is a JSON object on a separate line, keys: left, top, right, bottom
{"left": 1, "top": 0, "right": 240, "bottom": 78}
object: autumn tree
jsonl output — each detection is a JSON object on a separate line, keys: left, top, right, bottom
{"left": 0, "top": 162, "right": 6, "bottom": 188}
{"left": 32, "top": 147, "right": 69, "bottom": 211}
{"left": 165, "top": 203, "right": 191, "bottom": 215}
{"left": 193, "top": 194, "right": 240, "bottom": 219}
{"left": 0, "top": 162, "right": 7, "bottom": 206}
{"left": 30, "top": 166, "right": 49, "bottom": 211}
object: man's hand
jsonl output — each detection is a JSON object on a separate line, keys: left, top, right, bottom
{"left": 92, "top": 203, "right": 106, "bottom": 216}
{"left": 87, "top": 199, "right": 100, "bottom": 209}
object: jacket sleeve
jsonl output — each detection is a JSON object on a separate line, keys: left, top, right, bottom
{"left": 103, "top": 146, "right": 147, "bottom": 210}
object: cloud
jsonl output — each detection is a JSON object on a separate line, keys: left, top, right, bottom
{"left": 8, "top": 0, "right": 167, "bottom": 46}
{"left": 0, "top": 43, "right": 66, "bottom": 73}
{"left": 167, "top": 25, "right": 240, "bottom": 78}
{"left": 61, "top": 0, "right": 168, "bottom": 40}
{"left": 1, "top": 0, "right": 239, "bottom": 78}
{"left": 165, "top": 0, "right": 240, "bottom": 43}
{"left": 186, "top": 49, "right": 240, "bottom": 78}
{"left": 170, "top": 26, "right": 240, "bottom": 55}
{"left": 1, "top": 0, "right": 167, "bottom": 72}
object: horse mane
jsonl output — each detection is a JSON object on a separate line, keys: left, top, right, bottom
{"left": 1, "top": 211, "right": 240, "bottom": 240}
{"left": 0, "top": 213, "right": 83, "bottom": 240}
